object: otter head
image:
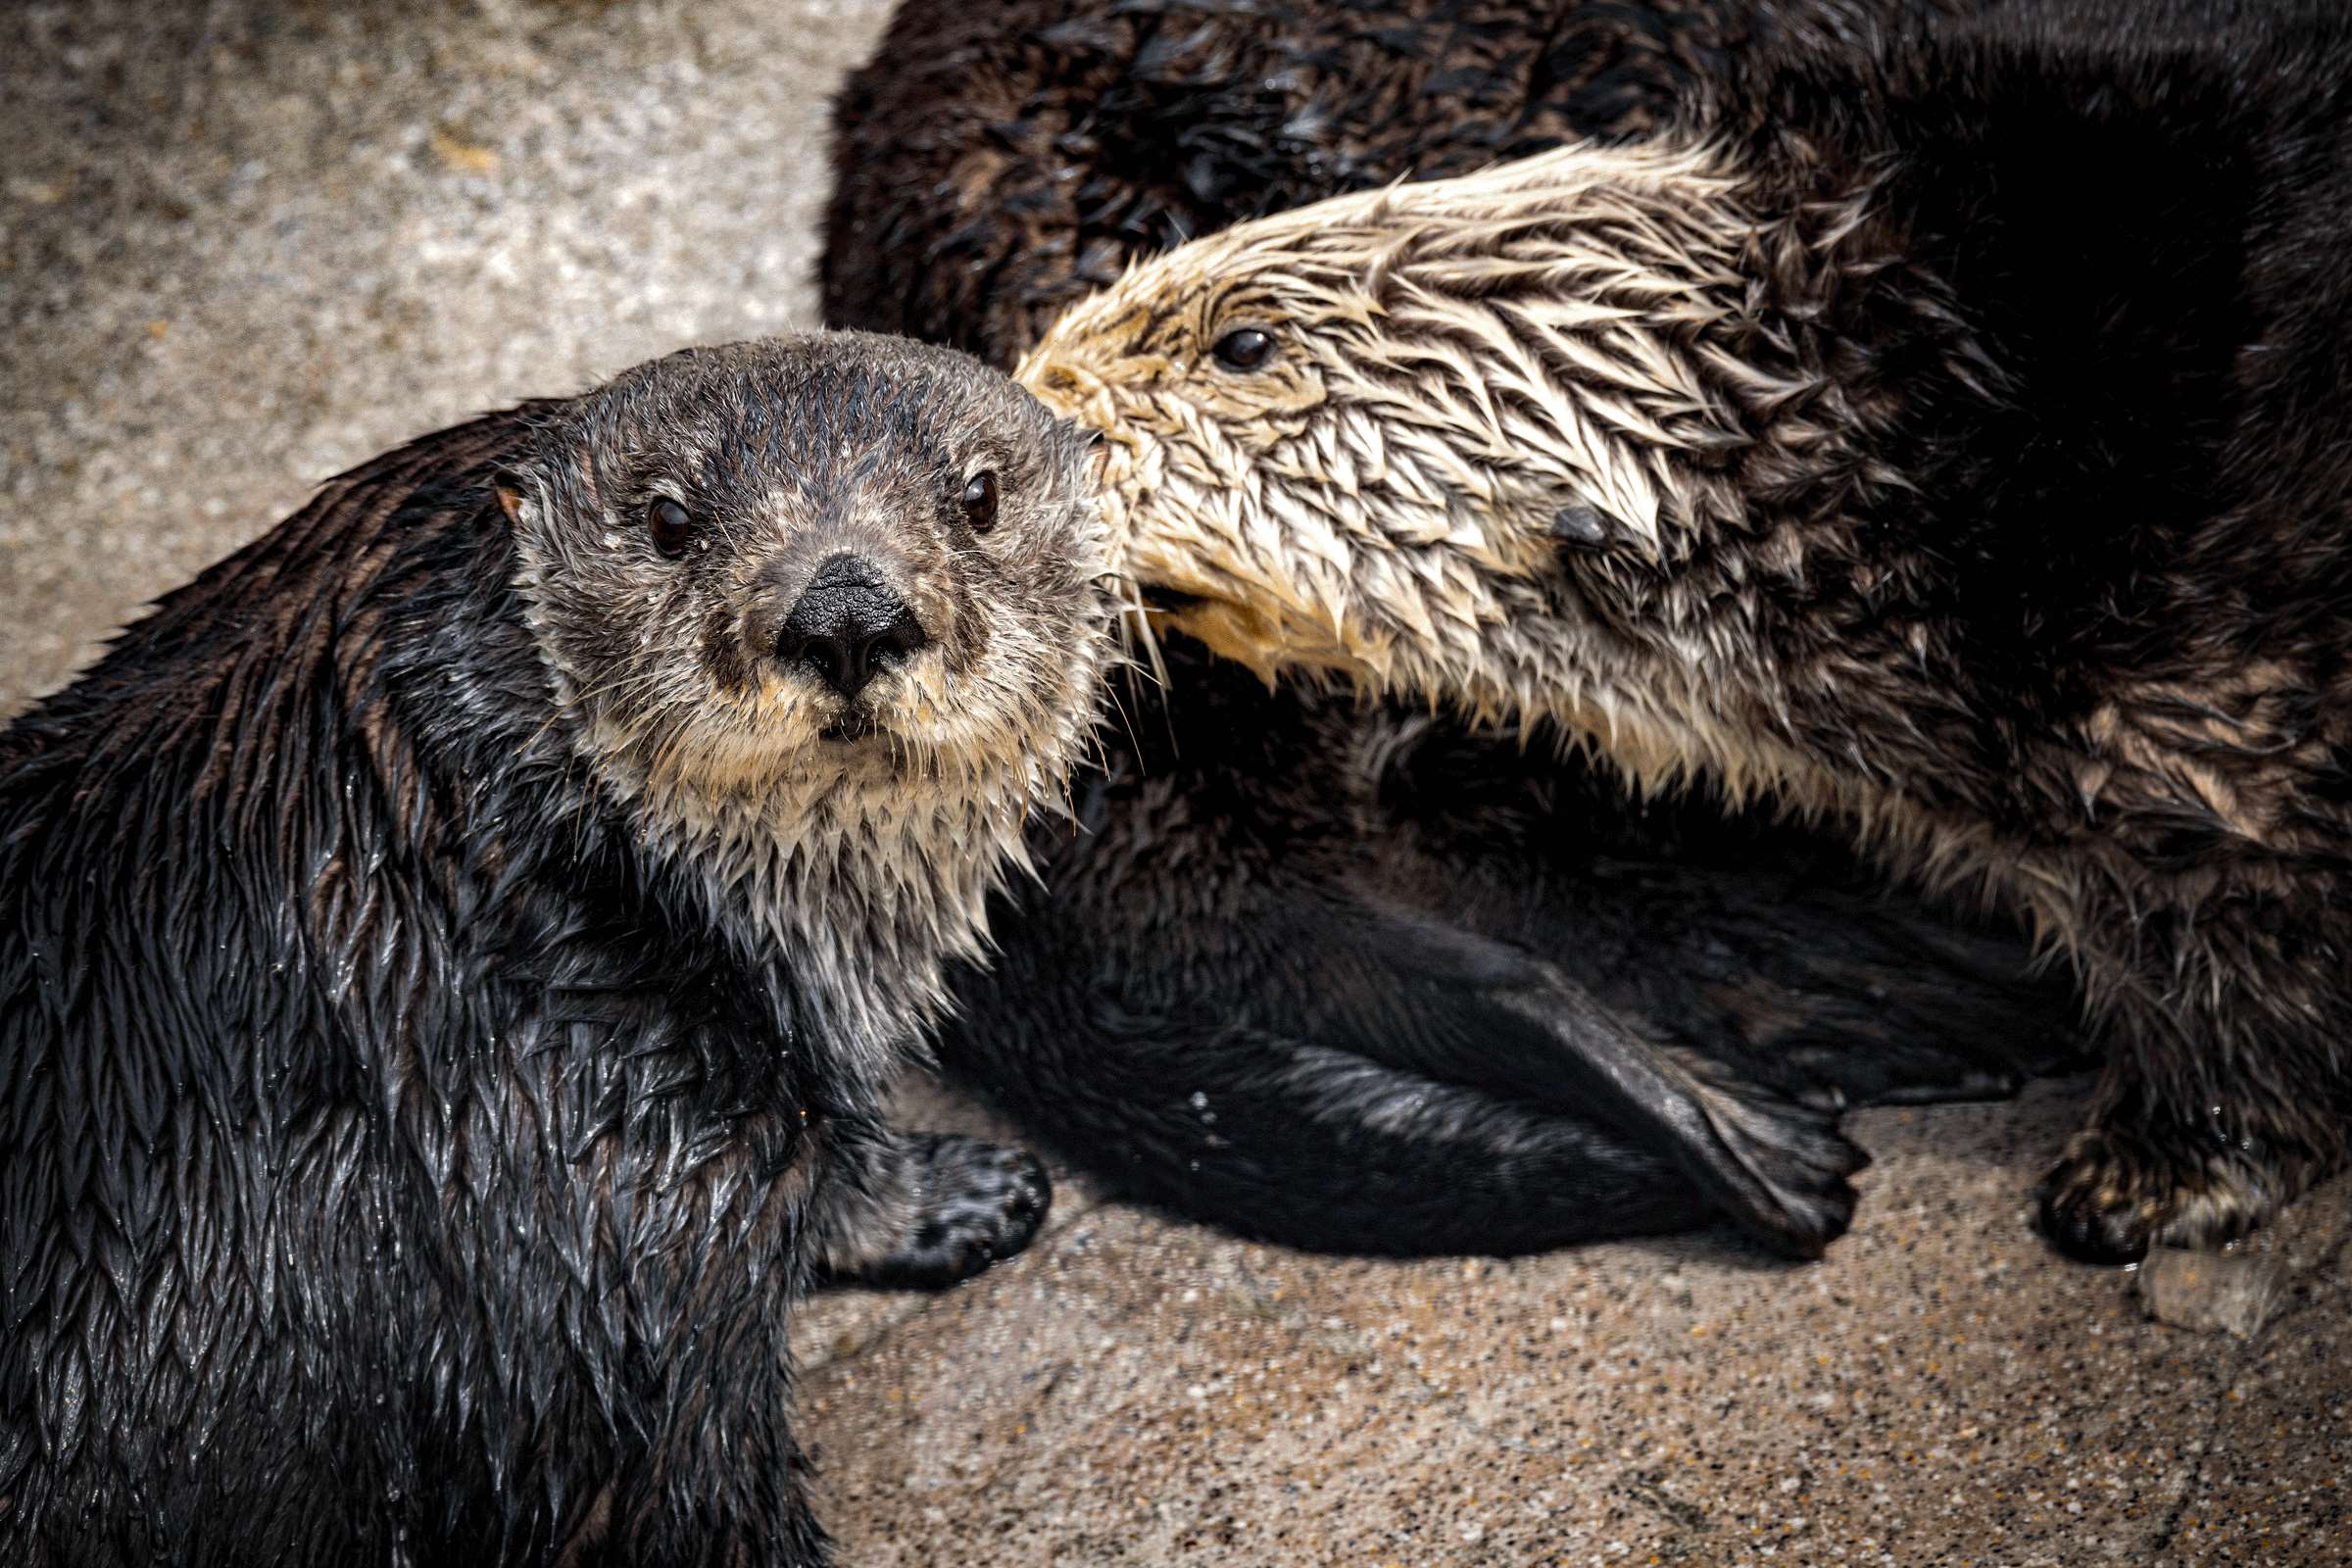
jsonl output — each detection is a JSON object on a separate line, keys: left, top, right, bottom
{"left": 1016, "top": 142, "right": 1847, "bottom": 773}
{"left": 502, "top": 333, "right": 1114, "bottom": 1043}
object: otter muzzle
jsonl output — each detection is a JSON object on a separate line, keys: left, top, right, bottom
{"left": 769, "top": 553, "right": 929, "bottom": 700}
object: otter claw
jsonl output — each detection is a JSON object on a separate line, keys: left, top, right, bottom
{"left": 858, "top": 1135, "right": 1054, "bottom": 1292}
{"left": 1677, "top": 1061, "right": 1869, "bottom": 1259}
{"left": 2034, "top": 1125, "right": 2285, "bottom": 1265}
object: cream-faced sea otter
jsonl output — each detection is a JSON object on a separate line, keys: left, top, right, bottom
{"left": 0, "top": 334, "right": 1111, "bottom": 1563}
{"left": 1014, "top": 0, "right": 2352, "bottom": 1264}
{"left": 823, "top": 0, "right": 2085, "bottom": 1263}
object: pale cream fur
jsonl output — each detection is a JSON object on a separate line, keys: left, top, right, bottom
{"left": 1018, "top": 142, "right": 1824, "bottom": 795}
{"left": 1013, "top": 140, "right": 2103, "bottom": 962}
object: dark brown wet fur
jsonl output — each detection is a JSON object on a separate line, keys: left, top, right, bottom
{"left": 1663, "top": 0, "right": 2352, "bottom": 1261}
{"left": 0, "top": 335, "right": 1105, "bottom": 1565}
{"left": 820, "top": 0, "right": 1980, "bottom": 368}
{"left": 827, "top": 0, "right": 2352, "bottom": 1263}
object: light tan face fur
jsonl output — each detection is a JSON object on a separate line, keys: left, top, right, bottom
{"left": 507, "top": 335, "right": 1117, "bottom": 1066}
{"left": 1015, "top": 142, "right": 1838, "bottom": 783}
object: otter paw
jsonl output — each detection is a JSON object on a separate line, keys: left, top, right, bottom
{"left": 1679, "top": 1060, "right": 1870, "bottom": 1260}
{"left": 860, "top": 1135, "right": 1054, "bottom": 1292}
{"left": 2034, "top": 1123, "right": 2286, "bottom": 1264}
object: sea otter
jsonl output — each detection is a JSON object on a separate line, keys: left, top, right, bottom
{"left": 0, "top": 334, "right": 1111, "bottom": 1564}
{"left": 1010, "top": 0, "right": 2352, "bottom": 1263}
{"left": 823, "top": 0, "right": 2084, "bottom": 1262}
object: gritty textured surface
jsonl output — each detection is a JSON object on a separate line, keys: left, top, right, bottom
{"left": 3, "top": 3, "right": 2347, "bottom": 1564}
{"left": 803, "top": 1082, "right": 2351, "bottom": 1568}
{"left": 1, "top": 0, "right": 881, "bottom": 710}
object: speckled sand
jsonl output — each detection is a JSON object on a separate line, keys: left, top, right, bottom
{"left": 3, "top": 4, "right": 2345, "bottom": 1563}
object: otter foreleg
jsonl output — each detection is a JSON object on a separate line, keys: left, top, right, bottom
{"left": 2035, "top": 1098, "right": 2336, "bottom": 1264}
{"left": 2033, "top": 889, "right": 2350, "bottom": 1262}
{"left": 2032, "top": 921, "right": 2342, "bottom": 1259}
{"left": 808, "top": 1122, "right": 1053, "bottom": 1291}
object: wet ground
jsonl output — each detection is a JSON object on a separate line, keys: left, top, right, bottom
{"left": 3, "top": 2, "right": 2346, "bottom": 1562}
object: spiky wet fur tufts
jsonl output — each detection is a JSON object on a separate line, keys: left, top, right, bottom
{"left": 506, "top": 337, "right": 1114, "bottom": 1085}
{"left": 0, "top": 333, "right": 1115, "bottom": 1563}
{"left": 1015, "top": 1, "right": 2352, "bottom": 1262}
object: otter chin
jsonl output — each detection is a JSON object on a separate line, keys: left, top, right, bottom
{"left": 1, "top": 330, "right": 1111, "bottom": 1564}
{"left": 1016, "top": 3, "right": 2352, "bottom": 1265}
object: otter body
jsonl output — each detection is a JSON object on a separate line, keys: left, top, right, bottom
{"left": 1013, "top": 0, "right": 2352, "bottom": 1261}
{"left": 827, "top": 0, "right": 2080, "bottom": 1261}
{"left": 943, "top": 638, "right": 2080, "bottom": 1259}
{"left": 0, "top": 335, "right": 1110, "bottom": 1563}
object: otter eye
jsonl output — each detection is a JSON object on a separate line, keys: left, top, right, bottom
{"left": 647, "top": 497, "right": 691, "bottom": 559}
{"left": 961, "top": 469, "right": 1000, "bottom": 533}
{"left": 1210, "top": 327, "right": 1276, "bottom": 372}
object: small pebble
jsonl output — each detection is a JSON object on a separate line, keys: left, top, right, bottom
{"left": 2133, "top": 1247, "right": 2289, "bottom": 1339}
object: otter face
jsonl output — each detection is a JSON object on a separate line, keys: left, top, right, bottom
{"left": 1016, "top": 143, "right": 1791, "bottom": 730}
{"left": 506, "top": 333, "right": 1112, "bottom": 828}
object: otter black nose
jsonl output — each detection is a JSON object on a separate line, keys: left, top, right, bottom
{"left": 775, "top": 554, "right": 928, "bottom": 698}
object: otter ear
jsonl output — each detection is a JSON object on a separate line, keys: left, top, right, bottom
{"left": 491, "top": 464, "right": 544, "bottom": 526}
{"left": 1547, "top": 501, "right": 1653, "bottom": 558}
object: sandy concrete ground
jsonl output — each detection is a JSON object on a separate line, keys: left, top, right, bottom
{"left": 2, "top": 2, "right": 2345, "bottom": 1563}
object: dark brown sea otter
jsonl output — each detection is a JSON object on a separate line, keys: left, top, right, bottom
{"left": 0, "top": 333, "right": 1112, "bottom": 1564}
{"left": 1011, "top": 0, "right": 2352, "bottom": 1262}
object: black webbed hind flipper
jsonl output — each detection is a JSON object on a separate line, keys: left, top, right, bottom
{"left": 939, "top": 993, "right": 1724, "bottom": 1258}
{"left": 940, "top": 888, "right": 1864, "bottom": 1259}
{"left": 1296, "top": 906, "right": 1867, "bottom": 1259}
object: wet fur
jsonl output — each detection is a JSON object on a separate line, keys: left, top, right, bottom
{"left": 820, "top": 0, "right": 1982, "bottom": 368}
{"left": 1004, "top": 1, "right": 2352, "bottom": 1260}
{"left": 942, "top": 640, "right": 2083, "bottom": 1258}
{"left": 825, "top": 0, "right": 2085, "bottom": 1260}
{"left": 0, "top": 335, "right": 1110, "bottom": 1564}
